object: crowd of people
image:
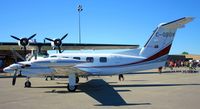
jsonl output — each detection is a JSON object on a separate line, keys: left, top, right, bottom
{"left": 165, "top": 59, "right": 200, "bottom": 72}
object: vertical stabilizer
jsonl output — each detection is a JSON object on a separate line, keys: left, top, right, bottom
{"left": 139, "top": 17, "right": 194, "bottom": 58}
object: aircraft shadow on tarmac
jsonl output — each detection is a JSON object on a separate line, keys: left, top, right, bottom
{"left": 31, "top": 79, "right": 151, "bottom": 106}
{"left": 30, "top": 79, "right": 200, "bottom": 106}
{"left": 110, "top": 83, "right": 200, "bottom": 88}
{"left": 77, "top": 79, "right": 151, "bottom": 106}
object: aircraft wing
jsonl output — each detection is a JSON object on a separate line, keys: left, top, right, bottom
{"left": 14, "top": 58, "right": 89, "bottom": 76}
{"left": 0, "top": 42, "right": 139, "bottom": 50}
{"left": 51, "top": 66, "right": 88, "bottom": 76}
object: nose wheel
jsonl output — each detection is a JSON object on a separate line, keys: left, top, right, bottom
{"left": 24, "top": 78, "right": 31, "bottom": 88}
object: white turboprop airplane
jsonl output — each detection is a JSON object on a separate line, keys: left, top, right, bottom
{"left": 3, "top": 17, "right": 194, "bottom": 92}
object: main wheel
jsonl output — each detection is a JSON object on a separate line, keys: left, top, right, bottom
{"left": 24, "top": 81, "right": 31, "bottom": 88}
{"left": 67, "top": 83, "right": 77, "bottom": 92}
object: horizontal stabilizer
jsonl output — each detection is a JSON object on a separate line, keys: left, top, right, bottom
{"left": 159, "top": 17, "right": 194, "bottom": 29}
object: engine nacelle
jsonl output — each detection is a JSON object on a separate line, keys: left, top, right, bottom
{"left": 17, "top": 38, "right": 30, "bottom": 48}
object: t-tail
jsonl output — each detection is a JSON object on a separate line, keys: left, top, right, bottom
{"left": 139, "top": 17, "right": 194, "bottom": 61}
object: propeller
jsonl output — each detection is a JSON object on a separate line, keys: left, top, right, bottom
{"left": 12, "top": 70, "right": 17, "bottom": 86}
{"left": 10, "top": 63, "right": 31, "bottom": 86}
{"left": 11, "top": 34, "right": 37, "bottom": 56}
{"left": 11, "top": 48, "right": 25, "bottom": 78}
{"left": 45, "top": 33, "right": 68, "bottom": 53}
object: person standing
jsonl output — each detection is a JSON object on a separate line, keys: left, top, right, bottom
{"left": 118, "top": 74, "right": 124, "bottom": 81}
{"left": 158, "top": 66, "right": 163, "bottom": 74}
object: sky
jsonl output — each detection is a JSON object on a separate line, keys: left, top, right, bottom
{"left": 0, "top": 0, "right": 199, "bottom": 54}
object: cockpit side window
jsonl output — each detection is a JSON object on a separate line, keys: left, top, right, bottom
{"left": 73, "top": 57, "right": 81, "bottom": 60}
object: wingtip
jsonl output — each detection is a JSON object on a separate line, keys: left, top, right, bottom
{"left": 184, "top": 17, "right": 195, "bottom": 22}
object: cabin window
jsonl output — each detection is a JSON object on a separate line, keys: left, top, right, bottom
{"left": 73, "top": 57, "right": 81, "bottom": 60}
{"left": 86, "top": 57, "right": 94, "bottom": 62}
{"left": 100, "top": 57, "right": 107, "bottom": 63}
{"left": 154, "top": 45, "right": 159, "bottom": 48}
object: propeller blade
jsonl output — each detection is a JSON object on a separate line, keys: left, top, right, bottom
{"left": 28, "top": 34, "right": 36, "bottom": 40}
{"left": 61, "top": 33, "right": 68, "bottom": 40}
{"left": 45, "top": 38, "right": 54, "bottom": 42}
{"left": 58, "top": 47, "right": 62, "bottom": 53}
{"left": 11, "top": 50, "right": 18, "bottom": 63}
{"left": 24, "top": 46, "right": 27, "bottom": 59}
{"left": 11, "top": 48, "right": 25, "bottom": 61}
{"left": 33, "top": 50, "right": 37, "bottom": 60}
{"left": 12, "top": 70, "right": 17, "bottom": 86}
{"left": 11, "top": 35, "right": 20, "bottom": 40}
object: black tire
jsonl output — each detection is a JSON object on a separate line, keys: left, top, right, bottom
{"left": 24, "top": 81, "right": 31, "bottom": 88}
{"left": 67, "top": 83, "right": 77, "bottom": 92}
{"left": 76, "top": 77, "right": 79, "bottom": 83}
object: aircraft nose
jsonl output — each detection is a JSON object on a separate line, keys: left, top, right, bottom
{"left": 10, "top": 64, "right": 21, "bottom": 69}
{"left": 3, "top": 67, "right": 12, "bottom": 73}
{"left": 3, "top": 64, "right": 20, "bottom": 73}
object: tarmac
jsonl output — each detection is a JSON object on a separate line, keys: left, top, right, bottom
{"left": 0, "top": 69, "right": 200, "bottom": 109}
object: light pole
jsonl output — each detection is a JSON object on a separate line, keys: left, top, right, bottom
{"left": 78, "top": 5, "right": 83, "bottom": 44}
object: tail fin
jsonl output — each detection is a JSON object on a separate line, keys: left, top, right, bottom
{"left": 139, "top": 17, "right": 194, "bottom": 58}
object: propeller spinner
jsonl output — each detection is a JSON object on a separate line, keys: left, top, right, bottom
{"left": 45, "top": 33, "right": 68, "bottom": 53}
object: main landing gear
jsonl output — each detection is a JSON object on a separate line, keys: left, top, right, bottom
{"left": 24, "top": 77, "right": 31, "bottom": 88}
{"left": 67, "top": 74, "right": 79, "bottom": 92}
